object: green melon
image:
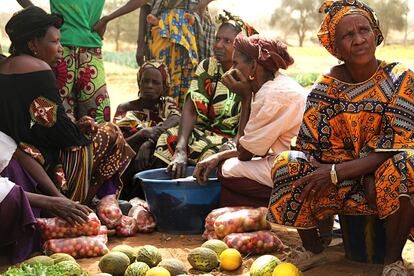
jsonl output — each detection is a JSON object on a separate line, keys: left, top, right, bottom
{"left": 99, "top": 251, "right": 130, "bottom": 276}
{"left": 53, "top": 261, "right": 82, "bottom": 276}
{"left": 49, "top": 253, "right": 76, "bottom": 264}
{"left": 22, "top": 256, "right": 54, "bottom": 266}
{"left": 158, "top": 258, "right": 187, "bottom": 275}
{"left": 187, "top": 247, "right": 218, "bottom": 272}
{"left": 136, "top": 245, "right": 162, "bottom": 267}
{"left": 250, "top": 255, "right": 281, "bottom": 276}
{"left": 201, "top": 239, "right": 229, "bottom": 257}
{"left": 112, "top": 244, "right": 136, "bottom": 263}
{"left": 124, "top": 261, "right": 150, "bottom": 276}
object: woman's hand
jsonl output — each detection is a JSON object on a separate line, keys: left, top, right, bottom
{"left": 77, "top": 116, "right": 98, "bottom": 136}
{"left": 167, "top": 148, "right": 187, "bottom": 179}
{"left": 135, "top": 141, "right": 154, "bottom": 171}
{"left": 92, "top": 16, "right": 109, "bottom": 39}
{"left": 193, "top": 154, "right": 220, "bottom": 184}
{"left": 292, "top": 157, "right": 334, "bottom": 203}
{"left": 221, "top": 69, "right": 251, "bottom": 99}
{"left": 48, "top": 197, "right": 92, "bottom": 226}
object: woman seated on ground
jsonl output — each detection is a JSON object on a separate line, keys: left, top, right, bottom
{"left": 154, "top": 12, "right": 258, "bottom": 178}
{"left": 266, "top": 1, "right": 414, "bottom": 274}
{"left": 0, "top": 7, "right": 135, "bottom": 206}
{"left": 113, "top": 61, "right": 180, "bottom": 197}
{"left": 193, "top": 34, "right": 307, "bottom": 207}
{"left": 0, "top": 131, "right": 91, "bottom": 264}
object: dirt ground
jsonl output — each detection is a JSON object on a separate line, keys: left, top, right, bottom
{"left": 75, "top": 224, "right": 414, "bottom": 276}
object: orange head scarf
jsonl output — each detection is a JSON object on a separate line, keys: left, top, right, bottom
{"left": 317, "top": 0, "right": 383, "bottom": 57}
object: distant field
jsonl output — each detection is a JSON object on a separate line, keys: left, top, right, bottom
{"left": 104, "top": 45, "right": 414, "bottom": 117}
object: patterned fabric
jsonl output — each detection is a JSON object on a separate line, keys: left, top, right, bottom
{"left": 154, "top": 57, "right": 241, "bottom": 164}
{"left": 29, "top": 96, "right": 58, "bottom": 128}
{"left": 58, "top": 123, "right": 135, "bottom": 203}
{"left": 150, "top": 7, "right": 198, "bottom": 105}
{"left": 318, "top": 0, "right": 383, "bottom": 56}
{"left": 149, "top": 0, "right": 215, "bottom": 62}
{"left": 216, "top": 10, "right": 258, "bottom": 37}
{"left": 113, "top": 96, "right": 180, "bottom": 138}
{"left": 55, "top": 46, "right": 111, "bottom": 123}
{"left": 267, "top": 62, "right": 414, "bottom": 229}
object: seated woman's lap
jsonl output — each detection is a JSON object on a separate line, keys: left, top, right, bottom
{"left": 267, "top": 150, "right": 414, "bottom": 228}
{"left": 218, "top": 163, "right": 272, "bottom": 208}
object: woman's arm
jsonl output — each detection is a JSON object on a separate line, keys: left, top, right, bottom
{"left": 93, "top": 0, "right": 149, "bottom": 38}
{"left": 16, "top": 0, "right": 33, "bottom": 7}
{"left": 293, "top": 152, "right": 396, "bottom": 202}
{"left": 26, "top": 192, "right": 91, "bottom": 225}
{"left": 13, "top": 149, "right": 63, "bottom": 197}
{"left": 166, "top": 97, "right": 197, "bottom": 178}
{"left": 136, "top": 5, "right": 151, "bottom": 66}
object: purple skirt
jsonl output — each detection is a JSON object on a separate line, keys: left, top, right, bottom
{"left": 0, "top": 159, "right": 118, "bottom": 264}
{"left": 0, "top": 160, "right": 41, "bottom": 264}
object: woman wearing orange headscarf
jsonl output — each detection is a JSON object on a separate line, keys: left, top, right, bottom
{"left": 267, "top": 1, "right": 414, "bottom": 274}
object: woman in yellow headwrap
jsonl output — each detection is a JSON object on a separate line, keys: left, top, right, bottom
{"left": 267, "top": 1, "right": 414, "bottom": 274}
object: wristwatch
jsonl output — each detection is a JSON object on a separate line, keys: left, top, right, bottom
{"left": 330, "top": 164, "right": 338, "bottom": 185}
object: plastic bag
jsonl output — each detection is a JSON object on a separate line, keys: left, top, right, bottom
{"left": 202, "top": 207, "right": 251, "bottom": 240}
{"left": 36, "top": 213, "right": 101, "bottom": 240}
{"left": 129, "top": 197, "right": 149, "bottom": 209}
{"left": 43, "top": 234, "right": 109, "bottom": 258}
{"left": 115, "top": 215, "right": 139, "bottom": 237}
{"left": 213, "top": 207, "right": 270, "bottom": 239}
{"left": 96, "top": 194, "right": 122, "bottom": 229}
{"left": 223, "top": 230, "right": 285, "bottom": 254}
{"left": 128, "top": 205, "right": 156, "bottom": 233}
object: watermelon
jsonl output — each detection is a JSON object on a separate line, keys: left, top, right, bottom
{"left": 124, "top": 261, "right": 150, "bottom": 276}
{"left": 99, "top": 251, "right": 130, "bottom": 275}
{"left": 250, "top": 255, "right": 281, "bottom": 276}
{"left": 187, "top": 247, "right": 219, "bottom": 272}
{"left": 136, "top": 245, "right": 162, "bottom": 267}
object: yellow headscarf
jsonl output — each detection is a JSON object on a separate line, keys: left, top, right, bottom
{"left": 317, "top": 0, "right": 383, "bottom": 57}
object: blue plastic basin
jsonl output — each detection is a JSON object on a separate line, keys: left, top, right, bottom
{"left": 134, "top": 166, "right": 221, "bottom": 234}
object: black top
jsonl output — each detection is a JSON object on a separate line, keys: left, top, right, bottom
{"left": 0, "top": 70, "right": 90, "bottom": 167}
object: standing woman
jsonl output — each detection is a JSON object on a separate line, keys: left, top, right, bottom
{"left": 266, "top": 1, "right": 414, "bottom": 274}
{"left": 0, "top": 6, "right": 135, "bottom": 206}
{"left": 92, "top": 0, "right": 216, "bottom": 106}
{"left": 17, "top": 0, "right": 111, "bottom": 123}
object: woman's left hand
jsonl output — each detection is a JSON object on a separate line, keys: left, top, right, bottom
{"left": 135, "top": 141, "right": 154, "bottom": 171}
{"left": 292, "top": 157, "right": 334, "bottom": 203}
{"left": 77, "top": 116, "right": 98, "bottom": 136}
{"left": 92, "top": 16, "right": 109, "bottom": 39}
{"left": 221, "top": 69, "right": 251, "bottom": 99}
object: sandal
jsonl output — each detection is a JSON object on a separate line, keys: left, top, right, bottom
{"left": 283, "top": 246, "right": 327, "bottom": 271}
{"left": 382, "top": 261, "right": 410, "bottom": 276}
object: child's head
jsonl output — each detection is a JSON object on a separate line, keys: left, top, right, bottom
{"left": 137, "top": 61, "right": 170, "bottom": 101}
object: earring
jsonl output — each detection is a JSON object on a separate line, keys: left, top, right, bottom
{"left": 338, "top": 59, "right": 342, "bottom": 65}
{"left": 248, "top": 75, "right": 255, "bottom": 80}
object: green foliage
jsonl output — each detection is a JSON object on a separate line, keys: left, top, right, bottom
{"left": 2, "top": 263, "right": 89, "bottom": 276}
{"left": 293, "top": 72, "right": 319, "bottom": 87}
{"left": 104, "top": 51, "right": 138, "bottom": 68}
